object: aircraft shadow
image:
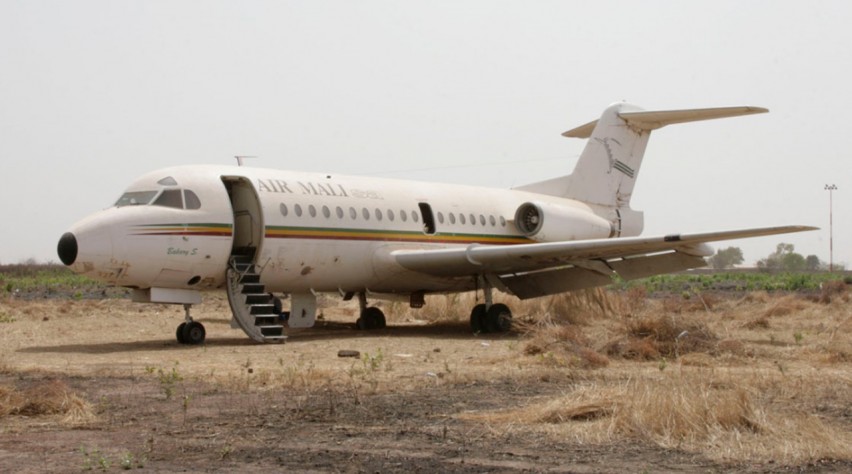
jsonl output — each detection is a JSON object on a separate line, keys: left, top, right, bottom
{"left": 17, "top": 322, "right": 516, "bottom": 355}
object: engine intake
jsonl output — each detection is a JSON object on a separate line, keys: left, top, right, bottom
{"left": 514, "top": 201, "right": 613, "bottom": 242}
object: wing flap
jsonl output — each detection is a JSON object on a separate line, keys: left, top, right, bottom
{"left": 500, "top": 252, "right": 709, "bottom": 299}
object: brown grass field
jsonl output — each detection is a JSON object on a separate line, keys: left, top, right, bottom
{"left": 0, "top": 285, "right": 850, "bottom": 472}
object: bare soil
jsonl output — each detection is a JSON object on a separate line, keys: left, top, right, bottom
{"left": 1, "top": 291, "right": 850, "bottom": 473}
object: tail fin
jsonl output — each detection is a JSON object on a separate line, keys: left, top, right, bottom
{"left": 514, "top": 103, "right": 768, "bottom": 207}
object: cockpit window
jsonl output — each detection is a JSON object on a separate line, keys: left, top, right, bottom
{"left": 153, "top": 189, "right": 183, "bottom": 209}
{"left": 184, "top": 190, "right": 201, "bottom": 210}
{"left": 115, "top": 191, "right": 158, "bottom": 207}
{"left": 115, "top": 187, "right": 201, "bottom": 210}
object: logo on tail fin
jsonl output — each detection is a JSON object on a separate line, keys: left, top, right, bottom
{"left": 594, "top": 137, "right": 635, "bottom": 178}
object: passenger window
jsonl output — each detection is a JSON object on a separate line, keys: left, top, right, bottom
{"left": 280, "top": 203, "right": 288, "bottom": 217}
{"left": 459, "top": 214, "right": 466, "bottom": 225}
{"left": 479, "top": 214, "right": 486, "bottom": 226}
{"left": 295, "top": 204, "right": 303, "bottom": 217}
{"left": 154, "top": 189, "right": 183, "bottom": 209}
{"left": 336, "top": 206, "right": 344, "bottom": 219}
{"left": 362, "top": 208, "right": 370, "bottom": 220}
{"left": 349, "top": 207, "right": 357, "bottom": 219}
{"left": 388, "top": 209, "right": 395, "bottom": 221}
{"left": 449, "top": 213, "right": 456, "bottom": 224}
{"left": 375, "top": 208, "right": 383, "bottom": 221}
{"left": 437, "top": 212, "right": 444, "bottom": 224}
{"left": 489, "top": 215, "right": 496, "bottom": 226}
{"left": 309, "top": 205, "right": 317, "bottom": 218}
{"left": 500, "top": 216, "right": 507, "bottom": 227}
{"left": 184, "top": 190, "right": 201, "bottom": 210}
{"left": 322, "top": 205, "right": 331, "bottom": 218}
{"left": 401, "top": 210, "right": 408, "bottom": 222}
{"left": 469, "top": 214, "right": 476, "bottom": 225}
{"left": 412, "top": 211, "right": 419, "bottom": 223}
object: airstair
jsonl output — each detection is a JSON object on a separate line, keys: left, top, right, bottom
{"left": 225, "top": 256, "right": 287, "bottom": 343}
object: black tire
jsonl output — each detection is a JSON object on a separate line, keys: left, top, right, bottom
{"left": 354, "top": 317, "right": 363, "bottom": 330}
{"left": 360, "top": 307, "right": 386, "bottom": 330}
{"left": 486, "top": 303, "right": 512, "bottom": 333}
{"left": 470, "top": 304, "right": 487, "bottom": 333}
{"left": 181, "top": 321, "right": 206, "bottom": 345}
{"left": 176, "top": 322, "right": 187, "bottom": 344}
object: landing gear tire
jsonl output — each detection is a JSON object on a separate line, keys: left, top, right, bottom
{"left": 470, "top": 304, "right": 487, "bottom": 333}
{"left": 486, "top": 303, "right": 512, "bottom": 333}
{"left": 357, "top": 307, "right": 386, "bottom": 330}
{"left": 181, "top": 321, "right": 206, "bottom": 345}
{"left": 176, "top": 322, "right": 187, "bottom": 344}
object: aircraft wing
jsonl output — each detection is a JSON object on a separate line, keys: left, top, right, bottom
{"left": 391, "top": 225, "right": 816, "bottom": 299}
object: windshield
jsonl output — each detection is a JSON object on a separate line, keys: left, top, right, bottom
{"left": 115, "top": 191, "right": 158, "bottom": 207}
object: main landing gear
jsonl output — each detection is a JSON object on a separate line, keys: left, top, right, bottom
{"left": 176, "top": 304, "right": 206, "bottom": 345}
{"left": 469, "top": 278, "right": 513, "bottom": 334}
{"left": 355, "top": 292, "right": 387, "bottom": 330}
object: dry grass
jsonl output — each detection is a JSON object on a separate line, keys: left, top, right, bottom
{"left": 463, "top": 369, "right": 852, "bottom": 464}
{"left": 602, "top": 313, "right": 717, "bottom": 360}
{"left": 2, "top": 288, "right": 850, "bottom": 468}
{"left": 0, "top": 379, "right": 95, "bottom": 424}
{"left": 466, "top": 287, "right": 852, "bottom": 465}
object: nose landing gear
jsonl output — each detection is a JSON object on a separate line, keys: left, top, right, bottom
{"left": 354, "top": 292, "right": 387, "bottom": 330}
{"left": 176, "top": 304, "right": 206, "bottom": 345}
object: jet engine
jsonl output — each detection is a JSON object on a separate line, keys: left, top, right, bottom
{"left": 514, "top": 201, "right": 613, "bottom": 242}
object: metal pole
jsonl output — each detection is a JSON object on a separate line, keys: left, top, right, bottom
{"left": 825, "top": 184, "right": 837, "bottom": 272}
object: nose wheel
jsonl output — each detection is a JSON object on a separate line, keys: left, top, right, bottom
{"left": 176, "top": 304, "right": 206, "bottom": 345}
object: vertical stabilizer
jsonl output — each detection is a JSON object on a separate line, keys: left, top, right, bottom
{"left": 564, "top": 102, "right": 649, "bottom": 207}
{"left": 513, "top": 103, "right": 768, "bottom": 208}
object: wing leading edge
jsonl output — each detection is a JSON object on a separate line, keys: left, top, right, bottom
{"left": 390, "top": 225, "right": 817, "bottom": 299}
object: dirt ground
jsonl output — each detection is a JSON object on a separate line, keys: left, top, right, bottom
{"left": 1, "top": 291, "right": 850, "bottom": 473}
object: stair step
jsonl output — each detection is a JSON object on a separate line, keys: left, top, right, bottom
{"left": 261, "top": 327, "right": 285, "bottom": 337}
{"left": 245, "top": 294, "right": 271, "bottom": 305}
{"left": 240, "top": 273, "right": 261, "bottom": 284}
{"left": 250, "top": 304, "right": 275, "bottom": 315}
{"left": 254, "top": 315, "right": 279, "bottom": 324}
{"left": 241, "top": 283, "right": 265, "bottom": 294}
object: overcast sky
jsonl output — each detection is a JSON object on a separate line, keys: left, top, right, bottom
{"left": 1, "top": 0, "right": 848, "bottom": 266}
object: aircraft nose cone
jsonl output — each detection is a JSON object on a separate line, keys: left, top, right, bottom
{"left": 57, "top": 232, "right": 78, "bottom": 266}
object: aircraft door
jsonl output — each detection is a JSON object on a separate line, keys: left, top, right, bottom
{"left": 221, "top": 177, "right": 264, "bottom": 262}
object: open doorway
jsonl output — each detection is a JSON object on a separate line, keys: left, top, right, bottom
{"left": 221, "top": 176, "right": 264, "bottom": 262}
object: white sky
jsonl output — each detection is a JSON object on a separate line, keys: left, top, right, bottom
{"left": 1, "top": 0, "right": 848, "bottom": 266}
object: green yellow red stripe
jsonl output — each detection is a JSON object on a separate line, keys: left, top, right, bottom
{"left": 132, "top": 223, "right": 233, "bottom": 237}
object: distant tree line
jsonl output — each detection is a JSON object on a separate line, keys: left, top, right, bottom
{"left": 708, "top": 243, "right": 843, "bottom": 271}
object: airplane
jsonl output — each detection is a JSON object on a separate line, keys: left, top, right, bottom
{"left": 56, "top": 102, "right": 815, "bottom": 344}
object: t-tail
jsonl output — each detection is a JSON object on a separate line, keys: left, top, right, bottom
{"left": 514, "top": 103, "right": 768, "bottom": 235}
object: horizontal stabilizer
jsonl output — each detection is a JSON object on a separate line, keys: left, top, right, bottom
{"left": 562, "top": 106, "right": 768, "bottom": 138}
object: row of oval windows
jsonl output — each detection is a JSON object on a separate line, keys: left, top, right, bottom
{"left": 280, "top": 203, "right": 509, "bottom": 227}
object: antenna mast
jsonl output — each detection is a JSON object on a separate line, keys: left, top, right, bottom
{"left": 234, "top": 155, "right": 257, "bottom": 167}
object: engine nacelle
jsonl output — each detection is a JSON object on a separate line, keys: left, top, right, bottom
{"left": 514, "top": 201, "right": 613, "bottom": 242}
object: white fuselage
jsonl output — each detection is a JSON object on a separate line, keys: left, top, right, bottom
{"left": 60, "top": 165, "right": 629, "bottom": 296}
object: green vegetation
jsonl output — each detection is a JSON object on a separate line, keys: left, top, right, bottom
{"left": 614, "top": 271, "right": 847, "bottom": 294}
{"left": 0, "top": 264, "right": 103, "bottom": 294}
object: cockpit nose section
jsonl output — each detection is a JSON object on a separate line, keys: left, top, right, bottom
{"left": 57, "top": 232, "right": 78, "bottom": 266}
